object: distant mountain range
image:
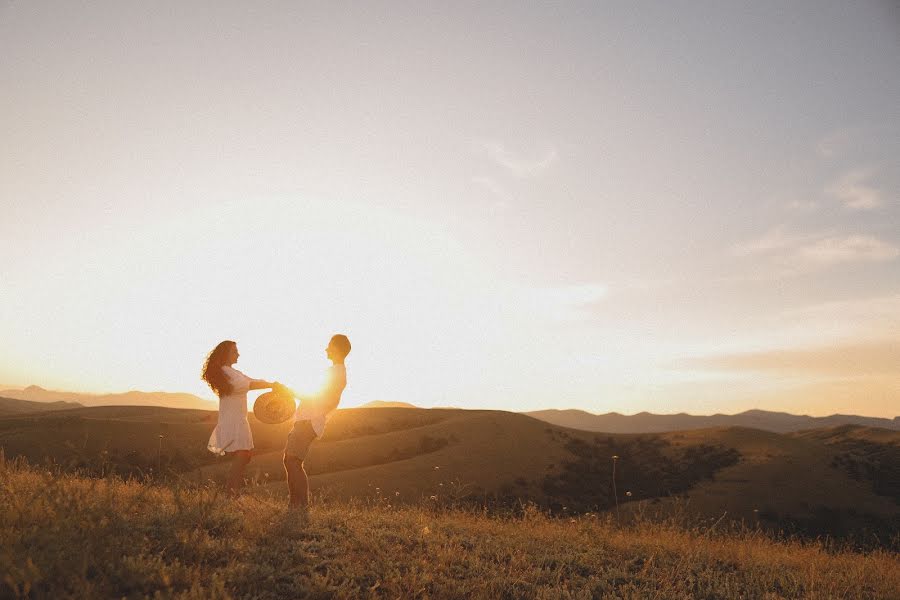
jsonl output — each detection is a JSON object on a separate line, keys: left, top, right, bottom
{"left": 524, "top": 408, "right": 900, "bottom": 434}
{"left": 0, "top": 385, "right": 214, "bottom": 411}
{"left": 3, "top": 385, "right": 896, "bottom": 434}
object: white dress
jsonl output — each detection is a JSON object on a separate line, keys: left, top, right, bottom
{"left": 207, "top": 366, "right": 254, "bottom": 455}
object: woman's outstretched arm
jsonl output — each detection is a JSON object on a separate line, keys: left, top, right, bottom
{"left": 273, "top": 382, "right": 298, "bottom": 397}
{"left": 249, "top": 379, "right": 276, "bottom": 390}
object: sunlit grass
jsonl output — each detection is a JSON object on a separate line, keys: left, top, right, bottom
{"left": 2, "top": 457, "right": 898, "bottom": 599}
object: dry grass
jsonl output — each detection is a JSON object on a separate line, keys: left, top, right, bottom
{"left": 2, "top": 459, "right": 898, "bottom": 599}
{"left": 4, "top": 406, "right": 897, "bottom": 542}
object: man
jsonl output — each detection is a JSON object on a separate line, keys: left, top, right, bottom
{"left": 281, "top": 334, "right": 351, "bottom": 510}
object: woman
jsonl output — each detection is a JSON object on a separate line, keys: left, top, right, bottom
{"left": 202, "top": 340, "right": 276, "bottom": 494}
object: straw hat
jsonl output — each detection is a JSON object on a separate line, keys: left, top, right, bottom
{"left": 253, "top": 388, "right": 295, "bottom": 424}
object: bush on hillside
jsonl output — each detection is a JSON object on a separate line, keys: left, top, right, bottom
{"left": 541, "top": 436, "right": 740, "bottom": 513}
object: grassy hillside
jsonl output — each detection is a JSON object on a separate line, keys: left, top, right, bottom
{"left": 0, "top": 406, "right": 220, "bottom": 476}
{"left": 793, "top": 425, "right": 900, "bottom": 505}
{"left": 0, "top": 396, "right": 81, "bottom": 415}
{"left": 192, "top": 409, "right": 742, "bottom": 512}
{"left": 622, "top": 427, "right": 900, "bottom": 545}
{"left": 2, "top": 459, "right": 898, "bottom": 599}
{"left": 2, "top": 406, "right": 898, "bottom": 546}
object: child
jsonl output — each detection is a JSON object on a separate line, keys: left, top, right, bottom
{"left": 281, "top": 334, "right": 351, "bottom": 509}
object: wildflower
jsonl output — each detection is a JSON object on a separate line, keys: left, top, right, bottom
{"left": 395, "top": 491, "right": 400, "bottom": 496}
{"left": 422, "top": 526, "right": 431, "bottom": 535}
{"left": 612, "top": 455, "right": 619, "bottom": 460}
{"left": 430, "top": 495, "right": 437, "bottom": 500}
{"left": 626, "top": 491, "right": 632, "bottom": 497}
{"left": 434, "top": 466, "right": 440, "bottom": 470}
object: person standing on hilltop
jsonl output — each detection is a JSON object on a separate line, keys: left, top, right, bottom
{"left": 202, "top": 340, "right": 277, "bottom": 495}
{"left": 280, "top": 334, "right": 351, "bottom": 511}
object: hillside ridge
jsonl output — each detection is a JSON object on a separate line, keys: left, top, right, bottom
{"left": 526, "top": 407, "right": 900, "bottom": 433}
{"left": 0, "top": 385, "right": 214, "bottom": 410}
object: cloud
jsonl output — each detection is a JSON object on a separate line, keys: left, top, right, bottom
{"left": 785, "top": 199, "right": 819, "bottom": 211}
{"left": 732, "top": 226, "right": 898, "bottom": 274}
{"left": 680, "top": 339, "right": 900, "bottom": 378}
{"left": 826, "top": 168, "right": 884, "bottom": 210}
{"left": 796, "top": 235, "right": 899, "bottom": 265}
{"left": 474, "top": 140, "right": 558, "bottom": 177}
{"left": 731, "top": 225, "right": 814, "bottom": 257}
{"left": 751, "top": 377, "right": 899, "bottom": 419}
{"left": 781, "top": 293, "right": 900, "bottom": 338}
{"left": 815, "top": 128, "right": 858, "bottom": 158}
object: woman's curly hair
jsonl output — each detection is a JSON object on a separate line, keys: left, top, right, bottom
{"left": 202, "top": 340, "right": 236, "bottom": 397}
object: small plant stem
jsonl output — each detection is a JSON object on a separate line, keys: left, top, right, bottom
{"left": 612, "top": 456, "right": 619, "bottom": 522}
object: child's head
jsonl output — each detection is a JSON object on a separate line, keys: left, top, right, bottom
{"left": 326, "top": 334, "right": 351, "bottom": 362}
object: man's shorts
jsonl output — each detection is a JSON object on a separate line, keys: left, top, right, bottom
{"left": 284, "top": 420, "right": 318, "bottom": 460}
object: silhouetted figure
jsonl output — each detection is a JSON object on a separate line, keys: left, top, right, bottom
{"left": 281, "top": 334, "right": 351, "bottom": 511}
{"left": 202, "top": 340, "right": 276, "bottom": 495}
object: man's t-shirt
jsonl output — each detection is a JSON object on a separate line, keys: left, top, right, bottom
{"left": 294, "top": 363, "right": 346, "bottom": 437}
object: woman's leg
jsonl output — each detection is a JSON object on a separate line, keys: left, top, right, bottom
{"left": 226, "top": 450, "right": 251, "bottom": 495}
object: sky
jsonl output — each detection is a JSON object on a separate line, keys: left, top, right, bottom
{"left": 1, "top": 1, "right": 898, "bottom": 417}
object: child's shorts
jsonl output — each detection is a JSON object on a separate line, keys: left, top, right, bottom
{"left": 284, "top": 420, "right": 317, "bottom": 460}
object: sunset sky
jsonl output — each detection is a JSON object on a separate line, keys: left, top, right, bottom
{"left": 1, "top": 2, "right": 898, "bottom": 417}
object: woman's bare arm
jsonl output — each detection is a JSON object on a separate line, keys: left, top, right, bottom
{"left": 249, "top": 379, "right": 275, "bottom": 390}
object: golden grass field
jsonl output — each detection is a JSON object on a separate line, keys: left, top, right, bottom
{"left": 1, "top": 405, "right": 898, "bottom": 547}
{"left": 2, "top": 456, "right": 899, "bottom": 599}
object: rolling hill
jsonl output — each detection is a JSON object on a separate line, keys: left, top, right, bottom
{"left": 526, "top": 408, "right": 900, "bottom": 433}
{"left": 0, "top": 384, "right": 215, "bottom": 410}
{"left": 359, "top": 400, "right": 420, "bottom": 408}
{"left": 2, "top": 404, "right": 897, "bottom": 544}
{"left": 620, "top": 426, "right": 899, "bottom": 541}
{"left": 0, "top": 396, "right": 82, "bottom": 415}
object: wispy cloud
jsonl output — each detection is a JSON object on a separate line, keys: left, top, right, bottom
{"left": 785, "top": 198, "right": 819, "bottom": 212}
{"left": 731, "top": 225, "right": 814, "bottom": 257}
{"left": 679, "top": 339, "right": 900, "bottom": 378}
{"left": 826, "top": 167, "right": 884, "bottom": 210}
{"left": 732, "top": 226, "right": 898, "bottom": 274}
{"left": 474, "top": 140, "right": 558, "bottom": 177}
{"left": 815, "top": 127, "right": 858, "bottom": 158}
{"left": 796, "top": 235, "right": 899, "bottom": 265}
{"left": 672, "top": 290, "right": 900, "bottom": 417}
{"left": 781, "top": 293, "right": 900, "bottom": 338}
